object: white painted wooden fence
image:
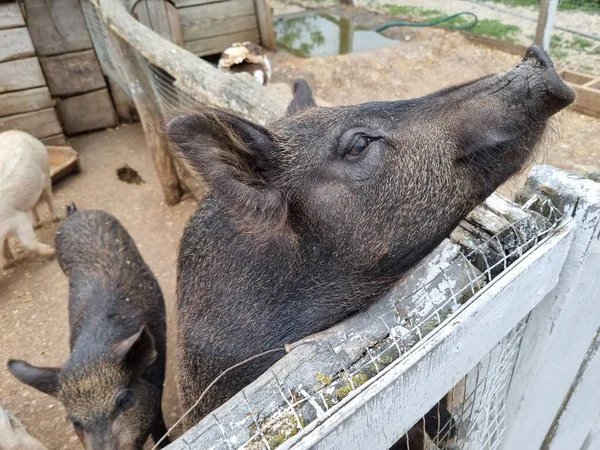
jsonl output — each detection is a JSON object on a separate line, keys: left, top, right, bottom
{"left": 161, "top": 166, "right": 599, "bottom": 450}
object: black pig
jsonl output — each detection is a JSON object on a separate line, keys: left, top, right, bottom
{"left": 8, "top": 207, "right": 169, "bottom": 449}
{"left": 166, "top": 46, "right": 575, "bottom": 429}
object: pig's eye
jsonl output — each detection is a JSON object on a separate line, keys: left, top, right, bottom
{"left": 116, "top": 389, "right": 137, "bottom": 412}
{"left": 345, "top": 135, "right": 375, "bottom": 160}
{"left": 68, "top": 416, "right": 84, "bottom": 433}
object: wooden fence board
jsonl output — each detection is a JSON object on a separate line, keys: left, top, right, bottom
{"left": 0, "top": 87, "right": 54, "bottom": 117}
{"left": 0, "top": 27, "right": 35, "bottom": 62}
{"left": 56, "top": 89, "right": 117, "bottom": 134}
{"left": 24, "top": 0, "right": 92, "bottom": 56}
{"left": 41, "top": 133, "right": 67, "bottom": 146}
{"left": 0, "top": 57, "right": 46, "bottom": 93}
{"left": 283, "top": 226, "right": 573, "bottom": 450}
{"left": 0, "top": 108, "right": 62, "bottom": 138}
{"left": 179, "top": 0, "right": 257, "bottom": 42}
{"left": 0, "top": 3, "right": 25, "bottom": 30}
{"left": 40, "top": 50, "right": 106, "bottom": 96}
{"left": 185, "top": 30, "right": 260, "bottom": 56}
{"left": 254, "top": 0, "right": 275, "bottom": 49}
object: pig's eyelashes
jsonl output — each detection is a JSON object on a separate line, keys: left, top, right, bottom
{"left": 344, "top": 135, "right": 377, "bottom": 161}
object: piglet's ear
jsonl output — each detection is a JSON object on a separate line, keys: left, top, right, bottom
{"left": 7, "top": 360, "right": 60, "bottom": 397}
{"left": 286, "top": 79, "right": 316, "bottom": 116}
{"left": 166, "top": 109, "right": 288, "bottom": 234}
{"left": 111, "top": 326, "right": 157, "bottom": 371}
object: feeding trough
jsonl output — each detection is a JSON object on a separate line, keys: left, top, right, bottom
{"left": 48, "top": 145, "right": 79, "bottom": 184}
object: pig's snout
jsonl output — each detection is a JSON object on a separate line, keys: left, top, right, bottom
{"left": 518, "top": 45, "right": 575, "bottom": 115}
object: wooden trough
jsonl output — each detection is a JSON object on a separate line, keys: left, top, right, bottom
{"left": 557, "top": 68, "right": 600, "bottom": 118}
{"left": 48, "top": 145, "right": 79, "bottom": 184}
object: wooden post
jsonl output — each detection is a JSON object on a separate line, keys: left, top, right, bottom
{"left": 534, "top": 0, "right": 559, "bottom": 51}
{"left": 254, "top": 0, "right": 276, "bottom": 50}
{"left": 106, "top": 31, "right": 183, "bottom": 205}
{"left": 131, "top": 0, "right": 206, "bottom": 200}
{"left": 501, "top": 166, "right": 600, "bottom": 450}
{"left": 107, "top": 77, "right": 136, "bottom": 122}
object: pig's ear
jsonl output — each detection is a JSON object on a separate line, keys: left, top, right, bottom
{"left": 166, "top": 109, "right": 288, "bottom": 234}
{"left": 286, "top": 79, "right": 316, "bottom": 115}
{"left": 111, "top": 326, "right": 157, "bottom": 370}
{"left": 7, "top": 360, "right": 61, "bottom": 396}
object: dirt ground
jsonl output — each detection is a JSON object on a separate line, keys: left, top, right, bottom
{"left": 1, "top": 15, "right": 599, "bottom": 449}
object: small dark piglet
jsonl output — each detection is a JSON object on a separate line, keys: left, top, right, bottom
{"left": 8, "top": 206, "right": 169, "bottom": 450}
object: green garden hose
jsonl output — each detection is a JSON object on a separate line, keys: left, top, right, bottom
{"left": 375, "top": 11, "right": 478, "bottom": 33}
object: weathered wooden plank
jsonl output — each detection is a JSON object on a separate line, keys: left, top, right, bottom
{"left": 502, "top": 166, "right": 600, "bottom": 450}
{"left": 558, "top": 68, "right": 596, "bottom": 85}
{"left": 179, "top": 0, "right": 257, "bottom": 42}
{"left": 0, "top": 27, "right": 34, "bottom": 62}
{"left": 134, "top": 0, "right": 177, "bottom": 41}
{"left": 24, "top": 0, "right": 92, "bottom": 56}
{"left": 107, "top": 32, "right": 183, "bottom": 205}
{"left": 40, "top": 50, "right": 106, "bottom": 96}
{"left": 254, "top": 0, "right": 275, "bottom": 50}
{"left": 0, "top": 86, "right": 54, "bottom": 117}
{"left": 42, "top": 134, "right": 68, "bottom": 146}
{"left": 185, "top": 30, "right": 260, "bottom": 56}
{"left": 56, "top": 89, "right": 117, "bottom": 134}
{"left": 282, "top": 225, "right": 573, "bottom": 450}
{"left": 0, "top": 108, "right": 63, "bottom": 138}
{"left": 0, "top": 57, "right": 46, "bottom": 93}
{"left": 569, "top": 84, "right": 600, "bottom": 118}
{"left": 581, "top": 415, "right": 600, "bottom": 450}
{"left": 0, "top": 2, "right": 25, "bottom": 30}
{"left": 107, "top": 77, "right": 136, "bottom": 122}
{"left": 132, "top": 0, "right": 205, "bottom": 199}
{"left": 546, "top": 330, "right": 600, "bottom": 450}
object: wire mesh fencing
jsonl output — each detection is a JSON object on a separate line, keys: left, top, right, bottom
{"left": 165, "top": 193, "right": 566, "bottom": 450}
{"left": 81, "top": 0, "right": 131, "bottom": 96}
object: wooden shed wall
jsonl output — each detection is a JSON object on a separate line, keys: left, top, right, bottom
{"left": 173, "top": 0, "right": 261, "bottom": 57}
{"left": 0, "top": 2, "right": 66, "bottom": 145}
{"left": 23, "top": 0, "right": 118, "bottom": 134}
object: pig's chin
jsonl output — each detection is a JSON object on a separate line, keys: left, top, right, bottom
{"left": 459, "top": 124, "right": 547, "bottom": 195}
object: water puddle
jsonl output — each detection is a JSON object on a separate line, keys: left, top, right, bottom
{"left": 274, "top": 13, "right": 399, "bottom": 58}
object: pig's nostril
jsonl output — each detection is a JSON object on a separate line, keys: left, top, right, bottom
{"left": 523, "top": 45, "right": 554, "bottom": 70}
{"left": 520, "top": 44, "right": 576, "bottom": 109}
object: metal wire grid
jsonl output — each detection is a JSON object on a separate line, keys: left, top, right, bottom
{"left": 80, "top": 0, "right": 131, "bottom": 96}
{"left": 174, "top": 198, "right": 564, "bottom": 450}
{"left": 424, "top": 319, "right": 527, "bottom": 450}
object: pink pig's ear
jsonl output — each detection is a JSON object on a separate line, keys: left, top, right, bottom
{"left": 166, "top": 108, "right": 288, "bottom": 234}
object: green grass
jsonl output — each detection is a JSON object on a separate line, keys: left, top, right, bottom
{"left": 469, "top": 19, "right": 521, "bottom": 41}
{"left": 382, "top": 4, "right": 443, "bottom": 18}
{"left": 551, "top": 33, "right": 600, "bottom": 58}
{"left": 485, "top": 0, "right": 600, "bottom": 13}
{"left": 382, "top": 5, "right": 520, "bottom": 40}
{"left": 572, "top": 36, "right": 595, "bottom": 50}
